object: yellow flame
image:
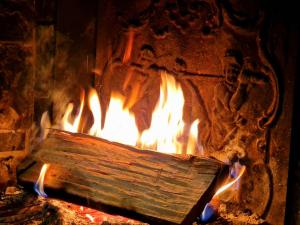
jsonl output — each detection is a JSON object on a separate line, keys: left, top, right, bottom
{"left": 140, "top": 72, "right": 186, "bottom": 153}
{"left": 34, "top": 164, "right": 50, "bottom": 197}
{"left": 62, "top": 91, "right": 85, "bottom": 133}
{"left": 60, "top": 72, "right": 200, "bottom": 154}
{"left": 214, "top": 165, "right": 246, "bottom": 197}
{"left": 88, "top": 89, "right": 102, "bottom": 137}
{"left": 40, "top": 111, "right": 51, "bottom": 139}
{"left": 187, "top": 119, "right": 200, "bottom": 155}
{"left": 122, "top": 30, "right": 135, "bottom": 64}
{"left": 101, "top": 92, "right": 139, "bottom": 146}
{"left": 86, "top": 89, "right": 139, "bottom": 146}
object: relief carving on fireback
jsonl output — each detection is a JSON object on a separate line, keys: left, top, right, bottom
{"left": 98, "top": 0, "right": 279, "bottom": 217}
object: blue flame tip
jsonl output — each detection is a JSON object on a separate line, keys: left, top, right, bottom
{"left": 200, "top": 203, "right": 216, "bottom": 223}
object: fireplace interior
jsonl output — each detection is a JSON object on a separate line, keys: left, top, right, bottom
{"left": 0, "top": 0, "right": 299, "bottom": 224}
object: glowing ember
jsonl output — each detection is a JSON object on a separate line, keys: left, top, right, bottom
{"left": 34, "top": 163, "right": 50, "bottom": 198}
{"left": 85, "top": 214, "right": 95, "bottom": 222}
{"left": 60, "top": 71, "right": 200, "bottom": 154}
{"left": 75, "top": 204, "right": 139, "bottom": 224}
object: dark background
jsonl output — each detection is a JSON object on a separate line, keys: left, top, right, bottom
{"left": 277, "top": 0, "right": 300, "bottom": 224}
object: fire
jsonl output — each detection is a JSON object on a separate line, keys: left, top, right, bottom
{"left": 40, "top": 111, "right": 51, "bottom": 139}
{"left": 99, "top": 92, "right": 139, "bottom": 146}
{"left": 200, "top": 163, "right": 246, "bottom": 222}
{"left": 186, "top": 119, "right": 200, "bottom": 155}
{"left": 214, "top": 163, "right": 246, "bottom": 197}
{"left": 37, "top": 67, "right": 246, "bottom": 222}
{"left": 87, "top": 89, "right": 139, "bottom": 146}
{"left": 61, "top": 71, "right": 200, "bottom": 154}
{"left": 140, "top": 71, "right": 186, "bottom": 153}
{"left": 34, "top": 163, "right": 50, "bottom": 198}
{"left": 85, "top": 214, "right": 95, "bottom": 223}
{"left": 88, "top": 88, "right": 102, "bottom": 137}
{"left": 122, "top": 30, "right": 135, "bottom": 63}
{"left": 62, "top": 91, "right": 85, "bottom": 133}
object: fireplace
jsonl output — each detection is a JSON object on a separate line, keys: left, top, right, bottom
{"left": 0, "top": 0, "right": 298, "bottom": 224}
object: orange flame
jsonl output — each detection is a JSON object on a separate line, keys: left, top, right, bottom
{"left": 214, "top": 164, "right": 246, "bottom": 197}
{"left": 34, "top": 164, "right": 50, "bottom": 197}
{"left": 186, "top": 119, "right": 200, "bottom": 155}
{"left": 101, "top": 92, "right": 139, "bottom": 146}
{"left": 200, "top": 163, "right": 246, "bottom": 222}
{"left": 141, "top": 72, "right": 186, "bottom": 153}
{"left": 122, "top": 30, "right": 135, "bottom": 64}
{"left": 88, "top": 88, "right": 102, "bottom": 137}
{"left": 62, "top": 91, "right": 85, "bottom": 133}
{"left": 85, "top": 214, "right": 95, "bottom": 223}
{"left": 40, "top": 111, "right": 51, "bottom": 139}
{"left": 60, "top": 72, "right": 200, "bottom": 154}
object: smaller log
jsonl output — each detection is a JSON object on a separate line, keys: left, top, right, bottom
{"left": 17, "top": 130, "right": 228, "bottom": 225}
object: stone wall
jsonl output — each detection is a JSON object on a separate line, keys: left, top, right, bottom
{"left": 0, "top": 0, "right": 35, "bottom": 190}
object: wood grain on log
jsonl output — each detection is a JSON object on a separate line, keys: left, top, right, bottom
{"left": 17, "top": 130, "right": 228, "bottom": 225}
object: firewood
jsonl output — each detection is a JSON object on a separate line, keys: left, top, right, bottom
{"left": 17, "top": 129, "right": 228, "bottom": 225}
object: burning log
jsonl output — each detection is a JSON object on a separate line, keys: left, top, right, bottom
{"left": 17, "top": 129, "right": 228, "bottom": 225}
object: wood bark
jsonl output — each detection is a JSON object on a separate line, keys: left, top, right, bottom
{"left": 17, "top": 130, "right": 228, "bottom": 225}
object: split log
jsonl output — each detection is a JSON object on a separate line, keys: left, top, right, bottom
{"left": 17, "top": 130, "right": 228, "bottom": 225}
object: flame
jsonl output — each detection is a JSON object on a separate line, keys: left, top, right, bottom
{"left": 40, "top": 111, "right": 51, "bottom": 139}
{"left": 122, "top": 30, "right": 135, "bottom": 63}
{"left": 200, "top": 163, "right": 246, "bottom": 222}
{"left": 62, "top": 91, "right": 85, "bottom": 133}
{"left": 140, "top": 72, "right": 185, "bottom": 153}
{"left": 101, "top": 92, "right": 139, "bottom": 146}
{"left": 214, "top": 163, "right": 246, "bottom": 197}
{"left": 60, "top": 72, "right": 200, "bottom": 154}
{"left": 88, "top": 89, "right": 102, "bottom": 137}
{"left": 34, "top": 163, "right": 50, "bottom": 198}
{"left": 186, "top": 119, "right": 200, "bottom": 155}
{"left": 88, "top": 90, "right": 139, "bottom": 146}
